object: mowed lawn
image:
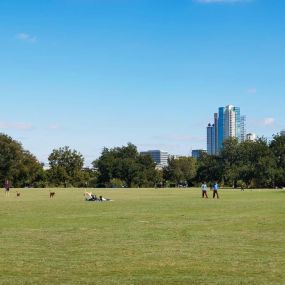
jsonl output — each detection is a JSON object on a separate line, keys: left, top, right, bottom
{"left": 0, "top": 189, "right": 284, "bottom": 285}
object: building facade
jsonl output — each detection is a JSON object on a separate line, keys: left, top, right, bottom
{"left": 207, "top": 123, "right": 216, "bottom": 155}
{"left": 241, "top": 116, "right": 246, "bottom": 142}
{"left": 207, "top": 105, "right": 246, "bottom": 155}
{"left": 192, "top": 149, "right": 206, "bottom": 159}
{"left": 140, "top": 150, "right": 169, "bottom": 167}
{"left": 246, "top": 133, "right": 257, "bottom": 141}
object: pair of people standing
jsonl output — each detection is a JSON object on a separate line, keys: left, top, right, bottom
{"left": 201, "top": 182, "right": 219, "bottom": 199}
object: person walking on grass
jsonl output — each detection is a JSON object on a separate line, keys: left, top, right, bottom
{"left": 4, "top": 180, "right": 11, "bottom": 196}
{"left": 201, "top": 182, "right": 208, "bottom": 198}
{"left": 213, "top": 181, "right": 219, "bottom": 199}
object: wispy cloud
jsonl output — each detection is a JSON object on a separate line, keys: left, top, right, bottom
{"left": 246, "top": 87, "right": 257, "bottom": 94}
{"left": 262, "top": 117, "right": 275, "bottom": 126}
{"left": 193, "top": 0, "right": 252, "bottom": 4}
{"left": 0, "top": 122, "right": 33, "bottom": 130}
{"left": 48, "top": 124, "right": 60, "bottom": 130}
{"left": 16, "top": 33, "right": 37, "bottom": 43}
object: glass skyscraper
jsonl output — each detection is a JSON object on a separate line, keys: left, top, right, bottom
{"left": 140, "top": 150, "right": 169, "bottom": 166}
{"left": 241, "top": 115, "right": 246, "bottom": 142}
{"left": 218, "top": 107, "right": 225, "bottom": 152}
{"left": 207, "top": 105, "right": 245, "bottom": 155}
{"left": 207, "top": 123, "right": 216, "bottom": 155}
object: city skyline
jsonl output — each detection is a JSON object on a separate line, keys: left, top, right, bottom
{"left": 0, "top": 0, "right": 284, "bottom": 164}
{"left": 207, "top": 105, "right": 246, "bottom": 155}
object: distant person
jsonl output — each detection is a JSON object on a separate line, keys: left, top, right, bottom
{"left": 99, "top": 195, "right": 112, "bottom": 202}
{"left": 84, "top": 191, "right": 98, "bottom": 201}
{"left": 201, "top": 182, "right": 208, "bottom": 198}
{"left": 4, "top": 180, "right": 11, "bottom": 196}
{"left": 213, "top": 181, "right": 219, "bottom": 199}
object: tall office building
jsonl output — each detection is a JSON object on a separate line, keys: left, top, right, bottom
{"left": 223, "top": 105, "right": 241, "bottom": 141}
{"left": 214, "top": 113, "right": 219, "bottom": 154}
{"left": 207, "top": 105, "right": 246, "bottom": 154}
{"left": 207, "top": 123, "right": 216, "bottom": 155}
{"left": 241, "top": 116, "right": 246, "bottom": 142}
{"left": 140, "top": 150, "right": 169, "bottom": 167}
{"left": 218, "top": 107, "right": 225, "bottom": 152}
{"left": 192, "top": 149, "right": 206, "bottom": 159}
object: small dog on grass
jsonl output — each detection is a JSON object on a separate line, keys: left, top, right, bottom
{"left": 16, "top": 192, "right": 21, "bottom": 197}
{"left": 49, "top": 192, "right": 55, "bottom": 198}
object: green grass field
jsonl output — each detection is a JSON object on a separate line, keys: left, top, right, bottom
{"left": 0, "top": 188, "right": 284, "bottom": 285}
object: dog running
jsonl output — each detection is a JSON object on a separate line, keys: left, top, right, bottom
{"left": 49, "top": 192, "right": 55, "bottom": 198}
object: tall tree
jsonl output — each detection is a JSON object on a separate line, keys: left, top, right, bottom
{"left": 0, "top": 133, "right": 44, "bottom": 187}
{"left": 221, "top": 138, "right": 240, "bottom": 188}
{"left": 163, "top": 157, "right": 197, "bottom": 186}
{"left": 47, "top": 146, "right": 85, "bottom": 187}
{"left": 270, "top": 134, "right": 285, "bottom": 187}
{"left": 93, "top": 143, "right": 158, "bottom": 187}
{"left": 196, "top": 153, "right": 223, "bottom": 185}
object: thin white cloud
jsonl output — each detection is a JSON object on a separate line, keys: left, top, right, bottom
{"left": 246, "top": 87, "right": 257, "bottom": 94}
{"left": 16, "top": 33, "right": 37, "bottom": 43}
{"left": 48, "top": 124, "right": 60, "bottom": 130}
{"left": 262, "top": 118, "right": 275, "bottom": 126}
{"left": 0, "top": 122, "right": 33, "bottom": 130}
{"left": 193, "top": 0, "right": 252, "bottom": 4}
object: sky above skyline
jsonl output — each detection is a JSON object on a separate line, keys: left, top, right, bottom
{"left": 0, "top": 0, "right": 284, "bottom": 165}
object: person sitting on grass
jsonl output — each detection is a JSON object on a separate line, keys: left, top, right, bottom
{"left": 84, "top": 192, "right": 112, "bottom": 202}
{"left": 84, "top": 191, "right": 98, "bottom": 201}
{"left": 99, "top": 195, "right": 112, "bottom": 202}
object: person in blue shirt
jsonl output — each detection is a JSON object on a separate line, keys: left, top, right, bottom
{"left": 213, "top": 181, "right": 219, "bottom": 199}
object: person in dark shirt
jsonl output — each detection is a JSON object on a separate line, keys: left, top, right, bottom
{"left": 4, "top": 180, "right": 11, "bottom": 196}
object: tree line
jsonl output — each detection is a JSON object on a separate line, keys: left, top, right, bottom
{"left": 1, "top": 133, "right": 285, "bottom": 188}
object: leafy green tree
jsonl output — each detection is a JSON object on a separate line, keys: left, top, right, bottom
{"left": 110, "top": 178, "right": 125, "bottom": 188}
{"left": 237, "top": 140, "right": 257, "bottom": 188}
{"left": 270, "top": 134, "right": 285, "bottom": 187}
{"left": 163, "top": 157, "right": 197, "bottom": 186}
{"left": 196, "top": 153, "right": 223, "bottom": 185}
{"left": 82, "top": 167, "right": 98, "bottom": 188}
{"left": 250, "top": 138, "right": 276, "bottom": 188}
{"left": 220, "top": 137, "right": 275, "bottom": 188}
{"left": 0, "top": 133, "right": 44, "bottom": 187}
{"left": 47, "top": 146, "right": 85, "bottom": 187}
{"left": 93, "top": 143, "right": 158, "bottom": 187}
{"left": 221, "top": 138, "right": 240, "bottom": 188}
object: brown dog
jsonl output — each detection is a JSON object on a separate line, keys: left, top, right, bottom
{"left": 50, "top": 192, "right": 55, "bottom": 198}
{"left": 16, "top": 192, "right": 20, "bottom": 197}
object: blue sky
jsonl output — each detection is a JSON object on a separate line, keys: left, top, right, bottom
{"left": 0, "top": 0, "right": 284, "bottom": 165}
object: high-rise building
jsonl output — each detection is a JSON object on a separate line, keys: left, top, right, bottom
{"left": 218, "top": 107, "right": 225, "bottom": 151}
{"left": 223, "top": 105, "right": 241, "bottom": 141}
{"left": 207, "top": 123, "right": 216, "bottom": 155}
{"left": 207, "top": 105, "right": 246, "bottom": 154}
{"left": 246, "top": 133, "right": 257, "bottom": 141}
{"left": 192, "top": 149, "right": 206, "bottom": 159}
{"left": 140, "top": 150, "right": 169, "bottom": 167}
{"left": 241, "top": 116, "right": 246, "bottom": 142}
{"left": 214, "top": 113, "right": 219, "bottom": 154}
{"left": 281, "top": 130, "right": 285, "bottom": 136}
